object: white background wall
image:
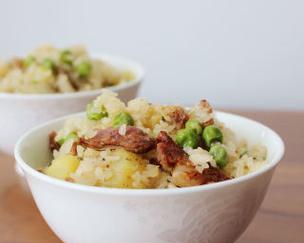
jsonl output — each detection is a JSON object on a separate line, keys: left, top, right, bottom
{"left": 0, "top": 0, "right": 303, "bottom": 110}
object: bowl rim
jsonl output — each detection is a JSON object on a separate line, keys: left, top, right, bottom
{"left": 15, "top": 111, "right": 285, "bottom": 196}
{"left": 0, "top": 53, "right": 145, "bottom": 100}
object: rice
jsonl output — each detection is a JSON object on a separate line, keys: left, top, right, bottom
{"left": 94, "top": 90, "right": 126, "bottom": 118}
{"left": 70, "top": 148, "right": 161, "bottom": 188}
{"left": 42, "top": 90, "right": 268, "bottom": 189}
{"left": 118, "top": 124, "right": 127, "bottom": 136}
{"left": 0, "top": 44, "right": 134, "bottom": 94}
{"left": 127, "top": 98, "right": 162, "bottom": 133}
{"left": 184, "top": 147, "right": 216, "bottom": 173}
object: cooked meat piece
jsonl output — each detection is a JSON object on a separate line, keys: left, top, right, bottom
{"left": 148, "top": 157, "right": 159, "bottom": 165}
{"left": 162, "top": 106, "right": 189, "bottom": 129}
{"left": 10, "top": 58, "right": 24, "bottom": 69}
{"left": 49, "top": 131, "right": 60, "bottom": 151}
{"left": 156, "top": 131, "right": 230, "bottom": 187}
{"left": 156, "top": 131, "right": 204, "bottom": 186}
{"left": 202, "top": 118, "right": 214, "bottom": 127}
{"left": 65, "top": 177, "right": 75, "bottom": 182}
{"left": 70, "top": 142, "right": 78, "bottom": 156}
{"left": 201, "top": 165, "right": 230, "bottom": 184}
{"left": 80, "top": 126, "right": 155, "bottom": 154}
{"left": 172, "top": 164, "right": 229, "bottom": 187}
{"left": 156, "top": 131, "right": 190, "bottom": 171}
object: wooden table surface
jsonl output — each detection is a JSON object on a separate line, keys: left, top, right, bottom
{"left": 0, "top": 111, "right": 303, "bottom": 243}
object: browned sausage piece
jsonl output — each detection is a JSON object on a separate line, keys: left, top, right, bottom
{"left": 156, "top": 131, "right": 190, "bottom": 171}
{"left": 156, "top": 131, "right": 205, "bottom": 186}
{"left": 156, "top": 131, "right": 230, "bottom": 187}
{"left": 70, "top": 142, "right": 78, "bottom": 156}
{"left": 201, "top": 165, "right": 230, "bottom": 184}
{"left": 11, "top": 58, "right": 24, "bottom": 69}
{"left": 49, "top": 131, "right": 60, "bottom": 151}
{"left": 80, "top": 126, "right": 155, "bottom": 154}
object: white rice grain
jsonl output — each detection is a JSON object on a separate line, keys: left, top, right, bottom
{"left": 118, "top": 124, "right": 127, "bottom": 136}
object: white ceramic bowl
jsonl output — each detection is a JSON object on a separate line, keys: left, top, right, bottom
{"left": 14, "top": 111, "right": 284, "bottom": 243}
{"left": 0, "top": 54, "right": 144, "bottom": 155}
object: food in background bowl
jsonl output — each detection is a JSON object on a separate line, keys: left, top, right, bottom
{"left": 0, "top": 53, "right": 143, "bottom": 155}
{"left": 42, "top": 90, "right": 267, "bottom": 188}
{"left": 0, "top": 44, "right": 134, "bottom": 93}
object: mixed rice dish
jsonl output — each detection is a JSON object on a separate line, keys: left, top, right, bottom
{"left": 0, "top": 45, "right": 134, "bottom": 93}
{"left": 42, "top": 90, "right": 267, "bottom": 189}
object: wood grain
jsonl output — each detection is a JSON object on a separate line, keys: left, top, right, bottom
{"left": 0, "top": 111, "right": 303, "bottom": 243}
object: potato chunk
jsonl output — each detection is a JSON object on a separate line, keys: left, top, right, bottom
{"left": 104, "top": 149, "right": 146, "bottom": 188}
{"left": 44, "top": 155, "right": 80, "bottom": 180}
{"left": 100, "top": 149, "right": 159, "bottom": 189}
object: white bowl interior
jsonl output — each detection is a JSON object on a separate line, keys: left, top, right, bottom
{"left": 17, "top": 111, "right": 284, "bottom": 175}
{"left": 216, "top": 112, "right": 284, "bottom": 165}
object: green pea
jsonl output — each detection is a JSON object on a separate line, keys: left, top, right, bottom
{"left": 57, "top": 132, "right": 78, "bottom": 145}
{"left": 86, "top": 103, "right": 108, "bottom": 120}
{"left": 202, "top": 125, "right": 223, "bottom": 147}
{"left": 60, "top": 49, "right": 73, "bottom": 65}
{"left": 113, "top": 112, "right": 134, "bottom": 127}
{"left": 24, "top": 55, "right": 36, "bottom": 68}
{"left": 41, "top": 58, "right": 55, "bottom": 71}
{"left": 209, "top": 144, "right": 228, "bottom": 168}
{"left": 75, "top": 61, "right": 92, "bottom": 77}
{"left": 175, "top": 128, "right": 199, "bottom": 148}
{"left": 185, "top": 120, "right": 202, "bottom": 135}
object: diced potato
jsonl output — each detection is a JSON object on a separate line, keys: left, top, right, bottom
{"left": 104, "top": 149, "right": 146, "bottom": 188}
{"left": 95, "top": 149, "right": 150, "bottom": 188}
{"left": 44, "top": 155, "right": 80, "bottom": 180}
